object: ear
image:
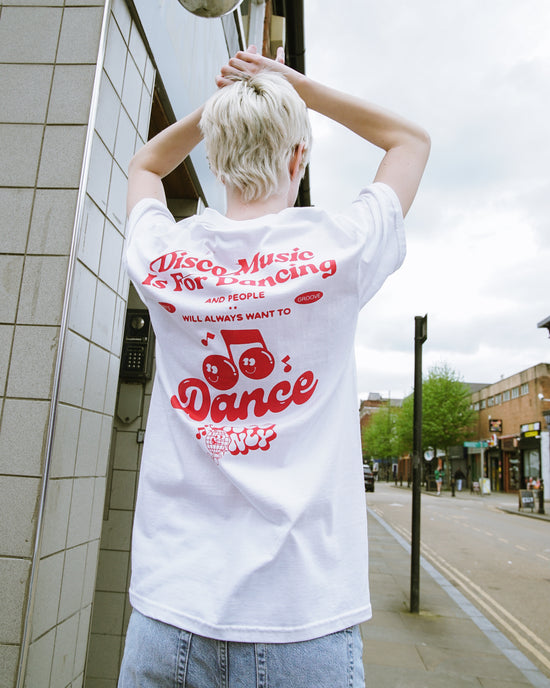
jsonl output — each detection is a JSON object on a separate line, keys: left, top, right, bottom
{"left": 288, "top": 142, "right": 306, "bottom": 181}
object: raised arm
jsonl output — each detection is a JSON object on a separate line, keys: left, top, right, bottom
{"left": 126, "top": 106, "right": 204, "bottom": 216}
{"left": 218, "top": 48, "right": 430, "bottom": 217}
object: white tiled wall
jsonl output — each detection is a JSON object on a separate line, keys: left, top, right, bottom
{"left": 0, "top": 0, "right": 154, "bottom": 685}
{"left": 86, "top": 290, "right": 154, "bottom": 688}
{"left": 0, "top": 0, "right": 242, "bottom": 683}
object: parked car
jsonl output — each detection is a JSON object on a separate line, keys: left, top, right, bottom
{"left": 363, "top": 464, "right": 375, "bottom": 492}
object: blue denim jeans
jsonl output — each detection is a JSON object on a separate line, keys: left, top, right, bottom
{"left": 118, "top": 610, "right": 366, "bottom": 688}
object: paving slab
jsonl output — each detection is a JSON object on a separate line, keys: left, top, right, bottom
{"left": 361, "top": 509, "right": 549, "bottom": 688}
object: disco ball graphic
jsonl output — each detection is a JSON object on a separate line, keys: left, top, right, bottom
{"left": 205, "top": 427, "right": 231, "bottom": 463}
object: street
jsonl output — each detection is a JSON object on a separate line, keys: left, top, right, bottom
{"left": 366, "top": 482, "right": 550, "bottom": 679}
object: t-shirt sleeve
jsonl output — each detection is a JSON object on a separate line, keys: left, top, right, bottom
{"left": 124, "top": 198, "right": 177, "bottom": 293}
{"left": 127, "top": 198, "right": 176, "bottom": 243}
{"left": 342, "top": 182, "right": 406, "bottom": 307}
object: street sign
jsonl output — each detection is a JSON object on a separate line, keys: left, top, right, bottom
{"left": 464, "top": 441, "right": 488, "bottom": 448}
{"left": 519, "top": 490, "right": 535, "bottom": 511}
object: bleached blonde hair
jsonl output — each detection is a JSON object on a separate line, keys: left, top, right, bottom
{"left": 199, "top": 72, "right": 311, "bottom": 202}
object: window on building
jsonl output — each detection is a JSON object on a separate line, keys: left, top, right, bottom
{"left": 511, "top": 387, "right": 520, "bottom": 399}
{"left": 503, "top": 390, "right": 510, "bottom": 402}
{"left": 521, "top": 383, "right": 529, "bottom": 395}
{"left": 474, "top": 402, "right": 480, "bottom": 411}
{"left": 494, "top": 394, "right": 501, "bottom": 405}
{"left": 487, "top": 397, "right": 494, "bottom": 407}
{"left": 481, "top": 400, "right": 486, "bottom": 409}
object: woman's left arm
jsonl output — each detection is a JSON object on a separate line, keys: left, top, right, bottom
{"left": 126, "top": 106, "right": 204, "bottom": 216}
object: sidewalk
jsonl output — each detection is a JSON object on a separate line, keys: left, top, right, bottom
{"left": 361, "top": 506, "right": 550, "bottom": 688}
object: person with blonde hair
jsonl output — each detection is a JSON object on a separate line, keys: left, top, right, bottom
{"left": 199, "top": 69, "right": 312, "bottom": 203}
{"left": 120, "top": 46, "right": 430, "bottom": 688}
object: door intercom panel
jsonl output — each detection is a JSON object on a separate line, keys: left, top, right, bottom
{"left": 120, "top": 309, "right": 155, "bottom": 381}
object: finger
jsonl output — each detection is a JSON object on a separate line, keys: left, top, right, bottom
{"left": 246, "top": 44, "right": 257, "bottom": 53}
{"left": 215, "top": 75, "right": 233, "bottom": 88}
{"left": 276, "top": 46, "right": 285, "bottom": 64}
{"left": 234, "top": 50, "right": 262, "bottom": 64}
{"left": 226, "top": 56, "right": 261, "bottom": 76}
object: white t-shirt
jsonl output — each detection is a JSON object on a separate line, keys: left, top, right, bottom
{"left": 125, "top": 182, "right": 405, "bottom": 642}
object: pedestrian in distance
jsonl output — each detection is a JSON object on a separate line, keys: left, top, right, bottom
{"left": 119, "top": 45, "right": 430, "bottom": 688}
{"left": 455, "top": 468, "right": 466, "bottom": 492}
{"left": 435, "top": 466, "right": 445, "bottom": 495}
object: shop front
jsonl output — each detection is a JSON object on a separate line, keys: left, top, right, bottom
{"left": 519, "top": 422, "right": 542, "bottom": 489}
{"left": 488, "top": 448, "right": 503, "bottom": 492}
{"left": 500, "top": 435, "right": 520, "bottom": 492}
{"left": 449, "top": 445, "right": 467, "bottom": 491}
{"left": 464, "top": 441, "right": 487, "bottom": 487}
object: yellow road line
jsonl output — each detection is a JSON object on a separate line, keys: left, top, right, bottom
{"left": 387, "top": 521, "right": 550, "bottom": 671}
{"left": 420, "top": 542, "right": 550, "bottom": 671}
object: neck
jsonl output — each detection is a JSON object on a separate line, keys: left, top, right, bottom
{"left": 225, "top": 187, "right": 291, "bottom": 221}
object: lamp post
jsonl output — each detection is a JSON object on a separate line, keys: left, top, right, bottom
{"left": 411, "top": 315, "right": 427, "bottom": 614}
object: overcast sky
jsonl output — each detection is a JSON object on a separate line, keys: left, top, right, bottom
{"left": 303, "top": 0, "right": 550, "bottom": 399}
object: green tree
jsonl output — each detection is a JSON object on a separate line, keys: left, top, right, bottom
{"left": 395, "top": 362, "right": 476, "bottom": 456}
{"left": 362, "top": 403, "right": 400, "bottom": 461}
{"left": 394, "top": 395, "right": 413, "bottom": 455}
{"left": 423, "top": 363, "right": 476, "bottom": 453}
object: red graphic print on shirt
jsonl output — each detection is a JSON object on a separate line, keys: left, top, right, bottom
{"left": 203, "top": 329, "right": 275, "bottom": 390}
{"left": 195, "top": 424, "right": 278, "bottom": 464}
{"left": 170, "top": 327, "right": 318, "bottom": 463}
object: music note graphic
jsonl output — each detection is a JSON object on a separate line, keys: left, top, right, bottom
{"left": 281, "top": 355, "right": 292, "bottom": 373}
{"left": 203, "top": 329, "right": 275, "bottom": 390}
{"left": 201, "top": 332, "right": 215, "bottom": 346}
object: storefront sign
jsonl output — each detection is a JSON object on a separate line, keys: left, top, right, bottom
{"left": 487, "top": 434, "right": 498, "bottom": 447}
{"left": 489, "top": 418, "right": 502, "bottom": 432}
{"left": 464, "top": 441, "right": 488, "bottom": 448}
{"left": 520, "top": 422, "right": 541, "bottom": 439}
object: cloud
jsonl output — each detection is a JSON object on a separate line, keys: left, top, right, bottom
{"left": 305, "top": 0, "right": 550, "bottom": 398}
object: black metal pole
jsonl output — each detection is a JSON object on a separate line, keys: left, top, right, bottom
{"left": 410, "top": 315, "right": 427, "bottom": 614}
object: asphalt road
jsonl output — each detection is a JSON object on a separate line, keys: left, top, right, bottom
{"left": 366, "top": 481, "right": 550, "bottom": 679}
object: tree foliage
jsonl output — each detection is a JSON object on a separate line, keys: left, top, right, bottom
{"left": 396, "top": 362, "right": 476, "bottom": 455}
{"left": 394, "top": 394, "right": 414, "bottom": 455}
{"left": 362, "top": 363, "right": 476, "bottom": 459}
{"left": 422, "top": 363, "right": 476, "bottom": 452}
{"left": 362, "top": 404, "right": 400, "bottom": 460}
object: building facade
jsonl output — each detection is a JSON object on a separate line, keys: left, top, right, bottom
{"left": 0, "top": 1, "right": 304, "bottom": 686}
{"left": 469, "top": 363, "right": 550, "bottom": 496}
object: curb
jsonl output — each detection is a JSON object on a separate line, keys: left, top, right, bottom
{"left": 498, "top": 507, "right": 550, "bottom": 522}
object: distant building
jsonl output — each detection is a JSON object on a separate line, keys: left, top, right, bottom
{"left": 469, "top": 363, "right": 550, "bottom": 495}
{"left": 359, "top": 393, "right": 403, "bottom": 432}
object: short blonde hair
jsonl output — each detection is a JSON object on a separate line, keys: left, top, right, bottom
{"left": 199, "top": 72, "right": 311, "bottom": 202}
